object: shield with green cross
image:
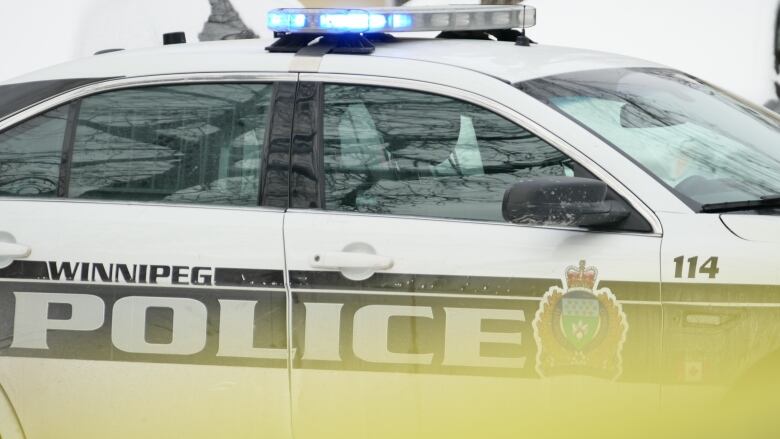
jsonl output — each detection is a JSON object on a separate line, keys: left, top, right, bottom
{"left": 560, "top": 295, "right": 601, "bottom": 350}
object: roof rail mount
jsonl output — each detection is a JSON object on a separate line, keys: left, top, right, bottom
{"left": 94, "top": 48, "right": 125, "bottom": 56}
{"left": 266, "top": 33, "right": 376, "bottom": 55}
{"left": 163, "top": 32, "right": 187, "bottom": 45}
{"left": 437, "top": 28, "right": 536, "bottom": 46}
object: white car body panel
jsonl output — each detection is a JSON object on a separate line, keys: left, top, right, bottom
{"left": 659, "top": 212, "right": 780, "bottom": 286}
{"left": 720, "top": 214, "right": 780, "bottom": 244}
{"left": 0, "top": 200, "right": 291, "bottom": 439}
{"left": 5, "top": 39, "right": 660, "bottom": 86}
{"left": 368, "top": 39, "right": 662, "bottom": 83}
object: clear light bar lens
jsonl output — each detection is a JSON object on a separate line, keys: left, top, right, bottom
{"left": 320, "top": 10, "right": 368, "bottom": 31}
{"left": 268, "top": 12, "right": 307, "bottom": 29}
{"left": 267, "top": 5, "right": 536, "bottom": 34}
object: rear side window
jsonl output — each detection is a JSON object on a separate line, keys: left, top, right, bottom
{"left": 0, "top": 106, "right": 68, "bottom": 198}
{"left": 68, "top": 83, "right": 273, "bottom": 206}
{"left": 322, "top": 84, "right": 579, "bottom": 222}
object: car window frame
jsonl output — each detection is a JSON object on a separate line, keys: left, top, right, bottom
{"left": 0, "top": 77, "right": 118, "bottom": 122}
{"left": 294, "top": 73, "right": 662, "bottom": 236}
{"left": 0, "top": 73, "right": 298, "bottom": 210}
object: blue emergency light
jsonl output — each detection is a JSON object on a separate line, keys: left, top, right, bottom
{"left": 267, "top": 5, "right": 536, "bottom": 34}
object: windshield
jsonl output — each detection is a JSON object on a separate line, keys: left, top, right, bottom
{"left": 518, "top": 68, "right": 780, "bottom": 210}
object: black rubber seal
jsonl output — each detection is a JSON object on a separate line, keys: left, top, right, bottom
{"left": 0, "top": 77, "right": 117, "bottom": 122}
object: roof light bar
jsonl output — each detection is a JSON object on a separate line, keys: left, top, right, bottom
{"left": 267, "top": 5, "right": 537, "bottom": 34}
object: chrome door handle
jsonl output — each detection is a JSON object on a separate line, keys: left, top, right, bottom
{"left": 310, "top": 252, "right": 394, "bottom": 271}
{"left": 0, "top": 242, "right": 30, "bottom": 259}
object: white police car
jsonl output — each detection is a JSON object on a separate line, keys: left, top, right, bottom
{"left": 0, "top": 5, "right": 779, "bottom": 439}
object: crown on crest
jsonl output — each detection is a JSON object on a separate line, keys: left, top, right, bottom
{"left": 566, "top": 260, "right": 598, "bottom": 290}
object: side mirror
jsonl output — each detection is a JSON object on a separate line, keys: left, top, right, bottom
{"left": 502, "top": 177, "right": 630, "bottom": 228}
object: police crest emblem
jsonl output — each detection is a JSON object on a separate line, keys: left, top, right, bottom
{"left": 532, "top": 260, "right": 628, "bottom": 379}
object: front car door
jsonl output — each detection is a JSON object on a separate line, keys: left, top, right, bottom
{"left": 0, "top": 75, "right": 296, "bottom": 439}
{"left": 283, "top": 76, "right": 664, "bottom": 439}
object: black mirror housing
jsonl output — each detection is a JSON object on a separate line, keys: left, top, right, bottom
{"left": 502, "top": 177, "right": 631, "bottom": 228}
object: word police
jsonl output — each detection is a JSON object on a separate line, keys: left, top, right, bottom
{"left": 9, "top": 291, "right": 527, "bottom": 369}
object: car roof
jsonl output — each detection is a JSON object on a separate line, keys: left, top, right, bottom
{"left": 4, "top": 36, "right": 663, "bottom": 86}
{"left": 370, "top": 38, "right": 662, "bottom": 83}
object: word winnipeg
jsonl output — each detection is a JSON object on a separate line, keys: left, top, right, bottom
{"left": 47, "top": 261, "right": 216, "bottom": 286}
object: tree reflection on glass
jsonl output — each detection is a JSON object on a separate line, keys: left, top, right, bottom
{"left": 0, "top": 106, "right": 68, "bottom": 197}
{"left": 69, "top": 83, "right": 273, "bottom": 206}
{"left": 323, "top": 85, "right": 574, "bottom": 222}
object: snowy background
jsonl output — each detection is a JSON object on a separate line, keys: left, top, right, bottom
{"left": 1, "top": 0, "right": 778, "bottom": 109}
{"left": 0, "top": 0, "right": 302, "bottom": 81}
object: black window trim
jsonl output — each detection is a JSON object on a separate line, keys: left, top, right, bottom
{"left": 288, "top": 76, "right": 661, "bottom": 235}
{"left": 57, "top": 100, "right": 81, "bottom": 198}
{"left": 290, "top": 81, "right": 325, "bottom": 209}
{"left": 0, "top": 77, "right": 119, "bottom": 124}
{"left": 262, "top": 81, "right": 296, "bottom": 209}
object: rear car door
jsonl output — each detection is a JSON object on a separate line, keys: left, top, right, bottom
{"left": 0, "top": 75, "right": 296, "bottom": 439}
{"left": 284, "top": 77, "right": 664, "bottom": 439}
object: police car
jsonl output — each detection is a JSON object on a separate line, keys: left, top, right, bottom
{"left": 0, "top": 5, "right": 779, "bottom": 439}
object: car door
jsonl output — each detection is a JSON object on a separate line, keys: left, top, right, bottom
{"left": 0, "top": 75, "right": 296, "bottom": 439}
{"left": 283, "top": 77, "right": 664, "bottom": 439}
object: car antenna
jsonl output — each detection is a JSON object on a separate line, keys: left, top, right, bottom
{"left": 515, "top": 28, "right": 536, "bottom": 46}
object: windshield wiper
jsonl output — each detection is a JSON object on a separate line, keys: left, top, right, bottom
{"left": 700, "top": 195, "right": 780, "bottom": 213}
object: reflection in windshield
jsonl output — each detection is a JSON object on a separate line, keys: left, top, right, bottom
{"left": 519, "top": 68, "right": 780, "bottom": 208}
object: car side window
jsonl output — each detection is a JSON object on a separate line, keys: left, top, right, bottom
{"left": 322, "top": 84, "right": 586, "bottom": 223}
{"left": 67, "top": 83, "right": 273, "bottom": 206}
{"left": 0, "top": 105, "right": 68, "bottom": 198}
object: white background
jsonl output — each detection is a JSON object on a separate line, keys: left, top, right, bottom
{"left": 0, "top": 0, "right": 777, "bottom": 106}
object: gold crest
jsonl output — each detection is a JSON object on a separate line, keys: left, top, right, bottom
{"left": 532, "top": 260, "right": 629, "bottom": 379}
